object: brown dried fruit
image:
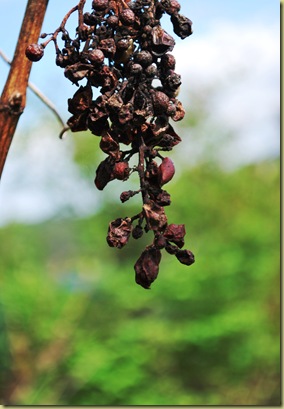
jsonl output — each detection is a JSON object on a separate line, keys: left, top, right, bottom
{"left": 165, "top": 243, "right": 179, "bottom": 255}
{"left": 64, "top": 63, "right": 90, "bottom": 85}
{"left": 143, "top": 200, "right": 167, "bottom": 232}
{"left": 151, "top": 26, "right": 175, "bottom": 56}
{"left": 100, "top": 132, "right": 119, "bottom": 156}
{"left": 155, "top": 190, "right": 171, "bottom": 206}
{"left": 171, "top": 13, "right": 193, "bottom": 39}
{"left": 175, "top": 249, "right": 195, "bottom": 265}
{"left": 120, "top": 190, "right": 134, "bottom": 203}
{"left": 154, "top": 233, "right": 167, "bottom": 249}
{"left": 163, "top": 71, "right": 182, "bottom": 92}
{"left": 68, "top": 85, "right": 92, "bottom": 115}
{"left": 135, "top": 51, "right": 153, "bottom": 67}
{"left": 67, "top": 112, "right": 88, "bottom": 132}
{"left": 132, "top": 225, "right": 144, "bottom": 239}
{"left": 171, "top": 100, "right": 185, "bottom": 121}
{"left": 107, "top": 15, "right": 119, "bottom": 27}
{"left": 113, "top": 161, "right": 130, "bottom": 180}
{"left": 107, "top": 217, "right": 132, "bottom": 249}
{"left": 161, "top": 0, "right": 181, "bottom": 15}
{"left": 154, "top": 123, "right": 182, "bottom": 148}
{"left": 25, "top": 43, "right": 44, "bottom": 62}
{"left": 36, "top": 0, "right": 195, "bottom": 288}
{"left": 119, "top": 8, "right": 135, "bottom": 26}
{"left": 164, "top": 223, "right": 186, "bottom": 248}
{"left": 161, "top": 53, "right": 176, "bottom": 70}
{"left": 152, "top": 91, "right": 170, "bottom": 116}
{"left": 98, "top": 38, "right": 116, "bottom": 58}
{"left": 118, "top": 103, "right": 134, "bottom": 124}
{"left": 88, "top": 49, "right": 105, "bottom": 65}
{"left": 92, "top": 0, "right": 109, "bottom": 11}
{"left": 94, "top": 157, "right": 114, "bottom": 190}
{"left": 134, "top": 246, "right": 162, "bottom": 289}
{"left": 158, "top": 157, "right": 175, "bottom": 186}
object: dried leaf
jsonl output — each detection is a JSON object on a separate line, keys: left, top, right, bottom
{"left": 107, "top": 217, "right": 132, "bottom": 249}
{"left": 143, "top": 200, "right": 168, "bottom": 232}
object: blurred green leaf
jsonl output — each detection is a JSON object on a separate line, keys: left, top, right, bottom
{"left": 0, "top": 159, "right": 280, "bottom": 405}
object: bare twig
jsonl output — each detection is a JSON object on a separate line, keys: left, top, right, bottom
{"left": 41, "top": 4, "right": 80, "bottom": 49}
{"left": 0, "top": 0, "right": 49, "bottom": 179}
{"left": 0, "top": 49, "right": 66, "bottom": 129}
{"left": 59, "top": 126, "right": 70, "bottom": 140}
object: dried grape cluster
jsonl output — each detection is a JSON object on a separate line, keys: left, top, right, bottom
{"left": 26, "top": 0, "right": 195, "bottom": 289}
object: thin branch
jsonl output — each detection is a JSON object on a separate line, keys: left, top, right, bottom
{"left": 0, "top": 49, "right": 66, "bottom": 129}
{"left": 41, "top": 4, "right": 80, "bottom": 49}
{"left": 0, "top": 0, "right": 49, "bottom": 179}
{"left": 59, "top": 126, "right": 71, "bottom": 140}
{"left": 137, "top": 137, "right": 149, "bottom": 204}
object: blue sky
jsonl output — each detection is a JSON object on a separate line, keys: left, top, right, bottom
{"left": 0, "top": 0, "right": 279, "bottom": 113}
{"left": 0, "top": 0, "right": 279, "bottom": 75}
{"left": 0, "top": 1, "right": 279, "bottom": 52}
{"left": 183, "top": 0, "right": 279, "bottom": 30}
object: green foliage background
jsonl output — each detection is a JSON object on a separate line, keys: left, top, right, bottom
{"left": 0, "top": 152, "right": 280, "bottom": 404}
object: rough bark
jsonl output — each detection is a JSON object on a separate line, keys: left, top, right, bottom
{"left": 0, "top": 0, "right": 49, "bottom": 179}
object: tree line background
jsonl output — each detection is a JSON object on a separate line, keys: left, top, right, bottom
{"left": 0, "top": 125, "right": 280, "bottom": 404}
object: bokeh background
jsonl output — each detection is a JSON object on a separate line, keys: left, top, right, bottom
{"left": 0, "top": 0, "right": 280, "bottom": 405}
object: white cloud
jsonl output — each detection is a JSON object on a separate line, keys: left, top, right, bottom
{"left": 174, "top": 21, "right": 280, "bottom": 168}
{"left": 0, "top": 128, "right": 99, "bottom": 226}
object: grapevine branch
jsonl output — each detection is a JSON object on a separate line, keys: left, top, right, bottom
{"left": 0, "top": 50, "right": 66, "bottom": 130}
{"left": 0, "top": 0, "right": 49, "bottom": 179}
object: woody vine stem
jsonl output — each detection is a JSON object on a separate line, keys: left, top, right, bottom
{"left": 2, "top": 0, "right": 195, "bottom": 288}
{"left": 0, "top": 0, "right": 49, "bottom": 179}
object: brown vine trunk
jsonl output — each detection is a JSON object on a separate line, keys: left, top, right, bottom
{"left": 0, "top": 0, "right": 49, "bottom": 180}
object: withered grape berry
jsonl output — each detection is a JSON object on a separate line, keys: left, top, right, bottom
{"left": 161, "top": 53, "right": 176, "bottom": 70}
{"left": 87, "top": 49, "right": 105, "bottom": 65}
{"left": 171, "top": 13, "right": 193, "bottom": 39}
{"left": 135, "top": 51, "right": 153, "bottom": 67}
{"left": 113, "top": 161, "right": 130, "bottom": 180}
{"left": 158, "top": 157, "right": 175, "bottom": 186}
{"left": 26, "top": 0, "right": 195, "bottom": 289}
{"left": 175, "top": 249, "right": 195, "bottom": 265}
{"left": 25, "top": 43, "right": 44, "bottom": 61}
{"left": 135, "top": 246, "right": 162, "bottom": 289}
{"left": 107, "top": 217, "right": 133, "bottom": 249}
{"left": 92, "top": 0, "right": 109, "bottom": 11}
{"left": 119, "top": 8, "right": 136, "bottom": 25}
{"left": 152, "top": 91, "right": 170, "bottom": 115}
{"left": 161, "top": 0, "right": 181, "bottom": 15}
